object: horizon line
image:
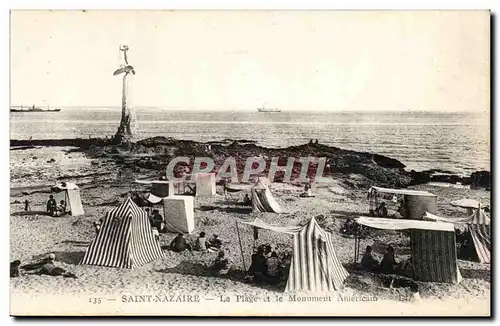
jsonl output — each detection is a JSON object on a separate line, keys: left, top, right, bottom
{"left": 8, "top": 105, "right": 489, "bottom": 114}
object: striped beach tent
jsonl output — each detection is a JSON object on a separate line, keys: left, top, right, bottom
{"left": 251, "top": 180, "right": 282, "bottom": 213}
{"left": 357, "top": 216, "right": 462, "bottom": 284}
{"left": 424, "top": 206, "right": 491, "bottom": 264}
{"left": 241, "top": 217, "right": 349, "bottom": 292}
{"left": 80, "top": 197, "right": 164, "bottom": 268}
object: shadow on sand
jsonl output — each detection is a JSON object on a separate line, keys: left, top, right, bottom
{"left": 460, "top": 268, "right": 491, "bottom": 282}
{"left": 157, "top": 261, "right": 285, "bottom": 293}
{"left": 11, "top": 211, "right": 50, "bottom": 217}
{"left": 197, "top": 205, "right": 252, "bottom": 214}
{"left": 52, "top": 251, "right": 86, "bottom": 265}
{"left": 59, "top": 240, "right": 91, "bottom": 247}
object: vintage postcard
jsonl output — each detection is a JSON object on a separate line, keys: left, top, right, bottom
{"left": 9, "top": 10, "right": 490, "bottom": 316}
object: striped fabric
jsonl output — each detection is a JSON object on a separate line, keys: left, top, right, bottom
{"left": 424, "top": 208, "right": 491, "bottom": 264}
{"left": 241, "top": 217, "right": 348, "bottom": 292}
{"left": 251, "top": 182, "right": 282, "bottom": 213}
{"left": 411, "top": 229, "right": 461, "bottom": 284}
{"left": 286, "top": 218, "right": 349, "bottom": 292}
{"left": 80, "top": 197, "right": 164, "bottom": 268}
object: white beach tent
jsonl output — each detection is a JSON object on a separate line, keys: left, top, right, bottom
{"left": 163, "top": 195, "right": 195, "bottom": 234}
{"left": 194, "top": 173, "right": 216, "bottom": 196}
{"left": 51, "top": 182, "right": 84, "bottom": 216}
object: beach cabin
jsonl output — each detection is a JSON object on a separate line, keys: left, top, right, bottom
{"left": 51, "top": 182, "right": 85, "bottom": 216}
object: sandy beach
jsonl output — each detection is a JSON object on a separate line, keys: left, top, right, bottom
{"left": 9, "top": 145, "right": 491, "bottom": 316}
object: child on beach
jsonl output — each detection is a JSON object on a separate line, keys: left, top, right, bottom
{"left": 210, "top": 250, "right": 229, "bottom": 275}
{"left": 194, "top": 232, "right": 207, "bottom": 251}
{"left": 207, "top": 234, "right": 222, "bottom": 252}
{"left": 55, "top": 200, "right": 67, "bottom": 217}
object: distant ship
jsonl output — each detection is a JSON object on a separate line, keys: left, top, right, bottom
{"left": 10, "top": 105, "right": 61, "bottom": 113}
{"left": 257, "top": 107, "right": 281, "bottom": 113}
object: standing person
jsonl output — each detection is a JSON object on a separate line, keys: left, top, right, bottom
{"left": 46, "top": 195, "right": 57, "bottom": 216}
{"left": 24, "top": 199, "right": 31, "bottom": 212}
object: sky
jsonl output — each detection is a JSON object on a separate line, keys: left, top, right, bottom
{"left": 10, "top": 10, "right": 490, "bottom": 112}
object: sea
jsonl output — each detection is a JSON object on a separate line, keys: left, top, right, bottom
{"left": 10, "top": 108, "right": 490, "bottom": 176}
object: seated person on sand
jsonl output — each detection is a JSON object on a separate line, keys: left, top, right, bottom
{"left": 151, "top": 210, "right": 165, "bottom": 232}
{"left": 210, "top": 250, "right": 230, "bottom": 275}
{"left": 340, "top": 218, "right": 356, "bottom": 235}
{"left": 170, "top": 233, "right": 192, "bottom": 252}
{"left": 54, "top": 200, "right": 67, "bottom": 217}
{"left": 379, "top": 246, "right": 397, "bottom": 275}
{"left": 300, "top": 183, "right": 313, "bottom": 197}
{"left": 247, "top": 247, "right": 268, "bottom": 283}
{"left": 194, "top": 232, "right": 208, "bottom": 251}
{"left": 10, "top": 260, "right": 21, "bottom": 278}
{"left": 263, "top": 245, "right": 274, "bottom": 259}
{"left": 394, "top": 258, "right": 414, "bottom": 279}
{"left": 152, "top": 227, "right": 160, "bottom": 242}
{"left": 376, "top": 202, "right": 388, "bottom": 218}
{"left": 93, "top": 218, "right": 104, "bottom": 234}
{"left": 207, "top": 234, "right": 222, "bottom": 252}
{"left": 46, "top": 195, "right": 57, "bottom": 216}
{"left": 264, "top": 252, "right": 281, "bottom": 284}
{"left": 361, "top": 246, "right": 379, "bottom": 272}
{"left": 243, "top": 194, "right": 251, "bottom": 206}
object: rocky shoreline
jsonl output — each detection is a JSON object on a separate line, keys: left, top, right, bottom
{"left": 10, "top": 137, "right": 490, "bottom": 190}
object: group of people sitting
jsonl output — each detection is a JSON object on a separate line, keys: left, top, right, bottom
{"left": 247, "top": 244, "right": 283, "bottom": 285}
{"left": 46, "top": 195, "right": 67, "bottom": 217}
{"left": 361, "top": 245, "right": 414, "bottom": 279}
{"left": 369, "top": 199, "right": 406, "bottom": 219}
{"left": 169, "top": 232, "right": 223, "bottom": 253}
{"left": 340, "top": 218, "right": 368, "bottom": 238}
{"left": 11, "top": 253, "right": 77, "bottom": 279}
